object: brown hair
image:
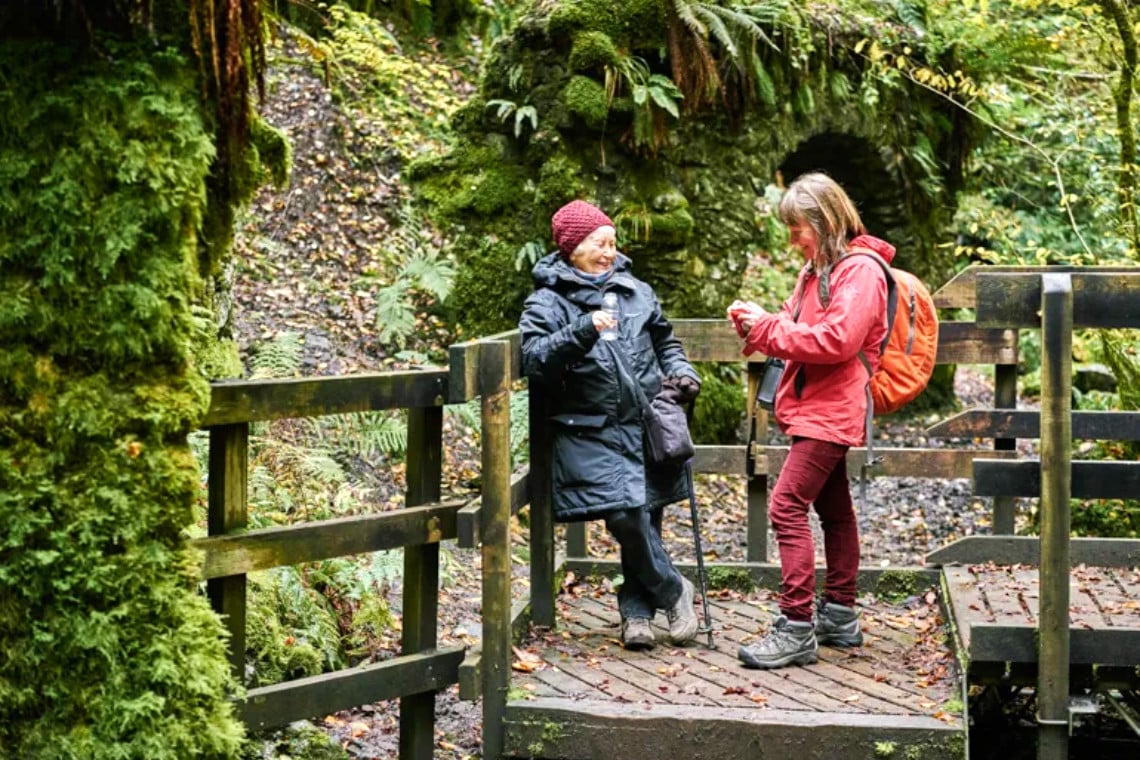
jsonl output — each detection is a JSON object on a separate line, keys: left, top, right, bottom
{"left": 777, "top": 172, "right": 866, "bottom": 271}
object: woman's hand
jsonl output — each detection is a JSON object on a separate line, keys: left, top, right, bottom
{"left": 591, "top": 310, "right": 617, "bottom": 333}
{"left": 727, "top": 300, "right": 766, "bottom": 337}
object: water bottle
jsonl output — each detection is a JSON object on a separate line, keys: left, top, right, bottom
{"left": 600, "top": 291, "right": 620, "bottom": 341}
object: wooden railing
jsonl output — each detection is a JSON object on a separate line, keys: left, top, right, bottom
{"left": 195, "top": 341, "right": 516, "bottom": 758}
{"left": 194, "top": 265, "right": 1140, "bottom": 759}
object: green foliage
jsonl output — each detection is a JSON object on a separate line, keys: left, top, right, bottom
{"left": 605, "top": 54, "right": 683, "bottom": 152}
{"left": 360, "top": 202, "right": 457, "bottom": 349}
{"left": 485, "top": 98, "right": 540, "bottom": 138}
{"left": 569, "top": 30, "right": 619, "bottom": 71}
{"left": 313, "top": 4, "right": 472, "bottom": 160}
{"left": 705, "top": 566, "right": 755, "bottom": 593}
{"left": 692, "top": 363, "right": 746, "bottom": 443}
{"left": 0, "top": 43, "right": 242, "bottom": 757}
{"left": 561, "top": 74, "right": 611, "bottom": 129}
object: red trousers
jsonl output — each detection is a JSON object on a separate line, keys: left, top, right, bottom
{"left": 769, "top": 437, "right": 859, "bottom": 622}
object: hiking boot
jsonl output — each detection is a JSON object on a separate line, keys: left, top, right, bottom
{"left": 737, "top": 615, "right": 818, "bottom": 669}
{"left": 815, "top": 599, "right": 864, "bottom": 647}
{"left": 665, "top": 576, "right": 699, "bottom": 645}
{"left": 621, "top": 617, "right": 655, "bottom": 650}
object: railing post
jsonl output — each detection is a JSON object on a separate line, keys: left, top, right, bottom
{"left": 400, "top": 404, "right": 443, "bottom": 760}
{"left": 992, "top": 361, "right": 1019, "bottom": 534}
{"left": 1037, "top": 273, "right": 1072, "bottom": 760}
{"left": 480, "top": 341, "right": 512, "bottom": 759}
{"left": 207, "top": 423, "right": 249, "bottom": 681}
{"left": 528, "top": 383, "right": 556, "bottom": 628}
{"left": 746, "top": 364, "right": 769, "bottom": 563}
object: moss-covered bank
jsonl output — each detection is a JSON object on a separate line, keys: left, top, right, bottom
{"left": 413, "top": 1, "right": 973, "bottom": 337}
{"left": 0, "top": 44, "right": 244, "bottom": 758}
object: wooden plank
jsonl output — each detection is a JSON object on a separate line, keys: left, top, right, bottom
{"left": 528, "top": 385, "right": 557, "bottom": 628}
{"left": 456, "top": 467, "right": 530, "bottom": 548}
{"left": 449, "top": 333, "right": 524, "bottom": 402}
{"left": 194, "top": 501, "right": 461, "bottom": 579}
{"left": 670, "top": 319, "right": 1018, "bottom": 366}
{"left": 978, "top": 566, "right": 1033, "bottom": 626}
{"left": 926, "top": 409, "right": 1140, "bottom": 441}
{"left": 479, "top": 340, "right": 512, "bottom": 760}
{"left": 204, "top": 370, "right": 448, "bottom": 426}
{"left": 673, "top": 319, "right": 767, "bottom": 364}
{"left": 977, "top": 271, "right": 1140, "bottom": 329}
{"left": 927, "top": 536, "right": 1140, "bottom": 568}
{"left": 198, "top": 505, "right": 447, "bottom": 577}
{"left": 935, "top": 322, "right": 1018, "bottom": 366}
{"left": 239, "top": 646, "right": 465, "bottom": 731}
{"left": 942, "top": 566, "right": 992, "bottom": 656}
{"left": 692, "top": 445, "right": 747, "bottom": 474}
{"left": 760, "top": 445, "right": 1019, "bottom": 480}
{"left": 400, "top": 406, "right": 443, "bottom": 760}
{"left": 207, "top": 423, "right": 248, "bottom": 680}
{"left": 969, "top": 623, "right": 1140, "bottom": 666}
{"left": 503, "top": 698, "right": 964, "bottom": 760}
{"left": 931, "top": 264, "right": 1066, "bottom": 309}
{"left": 973, "top": 459, "right": 1140, "bottom": 498}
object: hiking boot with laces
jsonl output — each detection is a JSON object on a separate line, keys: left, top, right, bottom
{"left": 621, "top": 616, "right": 655, "bottom": 650}
{"left": 665, "top": 576, "right": 699, "bottom": 645}
{"left": 737, "top": 615, "right": 818, "bottom": 669}
{"left": 815, "top": 599, "right": 863, "bottom": 647}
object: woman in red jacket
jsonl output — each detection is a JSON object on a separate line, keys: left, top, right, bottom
{"left": 729, "top": 173, "right": 890, "bottom": 669}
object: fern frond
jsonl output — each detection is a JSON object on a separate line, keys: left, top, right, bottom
{"left": 374, "top": 283, "right": 417, "bottom": 348}
{"left": 250, "top": 332, "right": 303, "bottom": 379}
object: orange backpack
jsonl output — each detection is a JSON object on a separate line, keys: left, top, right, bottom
{"left": 826, "top": 247, "right": 939, "bottom": 415}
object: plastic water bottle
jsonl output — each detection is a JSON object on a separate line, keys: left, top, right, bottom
{"left": 600, "top": 291, "right": 620, "bottom": 341}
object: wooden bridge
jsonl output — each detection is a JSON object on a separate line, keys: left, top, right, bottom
{"left": 194, "top": 266, "right": 1140, "bottom": 759}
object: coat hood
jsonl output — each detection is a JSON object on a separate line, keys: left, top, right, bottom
{"left": 847, "top": 234, "right": 896, "bottom": 265}
{"left": 530, "top": 251, "right": 637, "bottom": 308}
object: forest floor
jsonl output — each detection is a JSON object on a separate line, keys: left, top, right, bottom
{"left": 231, "top": 23, "right": 1040, "bottom": 760}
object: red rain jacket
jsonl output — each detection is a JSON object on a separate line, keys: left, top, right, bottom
{"left": 744, "top": 235, "right": 892, "bottom": 447}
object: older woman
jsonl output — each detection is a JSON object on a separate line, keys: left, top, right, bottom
{"left": 729, "top": 173, "right": 890, "bottom": 669}
{"left": 519, "top": 200, "right": 701, "bottom": 650}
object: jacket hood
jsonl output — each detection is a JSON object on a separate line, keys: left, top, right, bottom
{"left": 848, "top": 234, "right": 896, "bottom": 265}
{"left": 531, "top": 251, "right": 635, "bottom": 292}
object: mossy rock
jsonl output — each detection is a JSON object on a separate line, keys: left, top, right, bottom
{"left": 560, "top": 74, "right": 609, "bottom": 130}
{"left": 569, "top": 30, "right": 618, "bottom": 72}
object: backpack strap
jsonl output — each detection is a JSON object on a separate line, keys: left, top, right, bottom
{"left": 818, "top": 246, "right": 897, "bottom": 507}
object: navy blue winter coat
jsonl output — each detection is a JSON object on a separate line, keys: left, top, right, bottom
{"left": 519, "top": 252, "right": 699, "bottom": 522}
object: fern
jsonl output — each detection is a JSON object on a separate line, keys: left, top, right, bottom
{"left": 403, "top": 250, "right": 456, "bottom": 302}
{"left": 1100, "top": 330, "right": 1140, "bottom": 410}
{"left": 374, "top": 282, "right": 417, "bottom": 348}
{"left": 249, "top": 331, "right": 303, "bottom": 379}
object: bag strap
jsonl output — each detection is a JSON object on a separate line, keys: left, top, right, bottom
{"left": 601, "top": 339, "right": 653, "bottom": 420}
{"left": 820, "top": 246, "right": 897, "bottom": 507}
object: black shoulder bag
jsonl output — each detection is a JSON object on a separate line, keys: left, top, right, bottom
{"left": 603, "top": 341, "right": 695, "bottom": 466}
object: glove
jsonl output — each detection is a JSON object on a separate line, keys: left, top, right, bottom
{"left": 661, "top": 375, "right": 701, "bottom": 403}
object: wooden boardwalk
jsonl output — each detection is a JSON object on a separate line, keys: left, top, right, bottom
{"left": 503, "top": 583, "right": 965, "bottom": 759}
{"left": 943, "top": 563, "right": 1140, "bottom": 679}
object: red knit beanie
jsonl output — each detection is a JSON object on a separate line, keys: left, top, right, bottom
{"left": 551, "top": 200, "right": 614, "bottom": 258}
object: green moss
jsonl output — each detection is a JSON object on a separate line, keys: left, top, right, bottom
{"left": 561, "top": 75, "right": 609, "bottom": 129}
{"left": 876, "top": 570, "right": 926, "bottom": 603}
{"left": 547, "top": 1, "right": 622, "bottom": 38}
{"left": 569, "top": 31, "right": 618, "bottom": 71}
{"left": 250, "top": 115, "right": 292, "bottom": 189}
{"left": 706, "top": 566, "right": 755, "bottom": 593}
{"left": 537, "top": 153, "right": 587, "bottom": 211}
{"left": 0, "top": 42, "right": 243, "bottom": 758}
{"left": 692, "top": 364, "right": 746, "bottom": 443}
{"left": 875, "top": 741, "right": 898, "bottom": 757}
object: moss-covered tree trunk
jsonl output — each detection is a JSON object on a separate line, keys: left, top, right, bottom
{"left": 0, "top": 44, "right": 244, "bottom": 758}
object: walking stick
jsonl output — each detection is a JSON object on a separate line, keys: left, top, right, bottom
{"left": 685, "top": 459, "right": 715, "bottom": 649}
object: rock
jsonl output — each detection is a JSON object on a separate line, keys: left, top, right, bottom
{"left": 1074, "top": 363, "right": 1116, "bottom": 393}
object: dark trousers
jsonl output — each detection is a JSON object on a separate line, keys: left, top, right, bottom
{"left": 769, "top": 437, "right": 859, "bottom": 623}
{"left": 603, "top": 506, "right": 684, "bottom": 620}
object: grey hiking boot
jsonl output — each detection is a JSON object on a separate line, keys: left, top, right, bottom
{"left": 815, "top": 599, "right": 863, "bottom": 647}
{"left": 737, "top": 615, "right": 818, "bottom": 669}
{"left": 621, "top": 617, "right": 655, "bottom": 650}
{"left": 665, "top": 576, "right": 699, "bottom": 645}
